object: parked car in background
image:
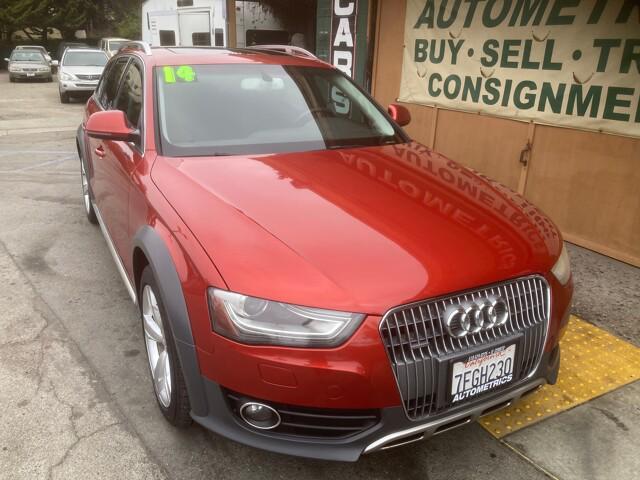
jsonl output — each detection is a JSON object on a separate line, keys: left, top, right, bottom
{"left": 5, "top": 50, "right": 53, "bottom": 82}
{"left": 14, "top": 45, "right": 52, "bottom": 63}
{"left": 99, "top": 38, "right": 129, "bottom": 57}
{"left": 77, "top": 44, "right": 573, "bottom": 461}
{"left": 56, "top": 42, "right": 90, "bottom": 61}
{"left": 58, "top": 48, "right": 109, "bottom": 103}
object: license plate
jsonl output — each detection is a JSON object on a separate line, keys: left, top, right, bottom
{"left": 450, "top": 344, "right": 515, "bottom": 403}
{"left": 27, "top": 73, "right": 35, "bottom": 77}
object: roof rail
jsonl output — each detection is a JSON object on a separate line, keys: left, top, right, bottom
{"left": 119, "top": 41, "right": 152, "bottom": 56}
{"left": 247, "top": 45, "right": 317, "bottom": 59}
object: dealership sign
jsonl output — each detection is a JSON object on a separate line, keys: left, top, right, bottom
{"left": 399, "top": 0, "right": 640, "bottom": 137}
{"left": 331, "top": 0, "right": 358, "bottom": 77}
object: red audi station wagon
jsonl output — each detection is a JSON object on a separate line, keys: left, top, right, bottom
{"left": 77, "top": 42, "right": 573, "bottom": 461}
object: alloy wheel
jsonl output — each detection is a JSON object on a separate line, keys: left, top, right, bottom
{"left": 80, "top": 162, "right": 91, "bottom": 214}
{"left": 142, "top": 285, "right": 172, "bottom": 408}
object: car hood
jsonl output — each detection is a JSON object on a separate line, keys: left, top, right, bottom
{"left": 10, "top": 62, "right": 49, "bottom": 69}
{"left": 152, "top": 142, "right": 562, "bottom": 314}
{"left": 60, "top": 65, "right": 105, "bottom": 76}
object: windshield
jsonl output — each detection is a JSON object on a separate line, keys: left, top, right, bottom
{"left": 18, "top": 46, "right": 46, "bottom": 54}
{"left": 63, "top": 51, "right": 108, "bottom": 66}
{"left": 11, "top": 51, "right": 46, "bottom": 63}
{"left": 156, "top": 64, "right": 407, "bottom": 156}
{"left": 108, "top": 41, "right": 126, "bottom": 52}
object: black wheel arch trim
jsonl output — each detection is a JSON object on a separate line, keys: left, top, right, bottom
{"left": 76, "top": 124, "right": 93, "bottom": 178}
{"left": 76, "top": 124, "right": 86, "bottom": 163}
{"left": 132, "top": 225, "right": 209, "bottom": 417}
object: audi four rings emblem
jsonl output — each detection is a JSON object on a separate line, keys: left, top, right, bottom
{"left": 443, "top": 295, "right": 509, "bottom": 337}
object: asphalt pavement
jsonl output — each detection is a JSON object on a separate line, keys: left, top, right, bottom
{"left": 0, "top": 72, "right": 637, "bottom": 480}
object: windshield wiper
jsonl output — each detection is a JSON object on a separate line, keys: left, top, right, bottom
{"left": 376, "top": 135, "right": 398, "bottom": 145}
{"left": 326, "top": 144, "right": 365, "bottom": 150}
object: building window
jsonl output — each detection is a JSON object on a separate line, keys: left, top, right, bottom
{"left": 159, "top": 30, "right": 176, "bottom": 46}
{"left": 177, "top": 0, "right": 194, "bottom": 6}
{"left": 192, "top": 32, "right": 211, "bottom": 46}
{"left": 214, "top": 28, "right": 224, "bottom": 47}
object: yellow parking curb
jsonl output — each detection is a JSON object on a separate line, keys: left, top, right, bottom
{"left": 480, "top": 316, "right": 640, "bottom": 438}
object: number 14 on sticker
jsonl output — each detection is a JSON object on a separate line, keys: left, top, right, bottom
{"left": 163, "top": 66, "right": 197, "bottom": 83}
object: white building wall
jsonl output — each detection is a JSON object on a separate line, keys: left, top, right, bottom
{"left": 142, "top": 0, "right": 227, "bottom": 46}
{"left": 142, "top": 0, "right": 288, "bottom": 48}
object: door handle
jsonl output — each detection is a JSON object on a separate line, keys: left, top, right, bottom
{"left": 94, "top": 145, "right": 106, "bottom": 158}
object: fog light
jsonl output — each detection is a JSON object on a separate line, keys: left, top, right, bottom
{"left": 239, "top": 402, "right": 281, "bottom": 430}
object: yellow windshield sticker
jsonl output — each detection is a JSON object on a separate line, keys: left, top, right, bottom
{"left": 162, "top": 65, "right": 196, "bottom": 83}
{"left": 176, "top": 65, "right": 196, "bottom": 82}
{"left": 162, "top": 65, "right": 196, "bottom": 84}
{"left": 163, "top": 66, "right": 176, "bottom": 84}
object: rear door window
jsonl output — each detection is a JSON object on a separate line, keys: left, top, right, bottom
{"left": 114, "top": 61, "right": 143, "bottom": 131}
{"left": 99, "top": 57, "right": 129, "bottom": 109}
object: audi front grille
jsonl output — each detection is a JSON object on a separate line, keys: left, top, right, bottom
{"left": 379, "top": 275, "right": 550, "bottom": 420}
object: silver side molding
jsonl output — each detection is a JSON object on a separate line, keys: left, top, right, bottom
{"left": 93, "top": 202, "right": 137, "bottom": 304}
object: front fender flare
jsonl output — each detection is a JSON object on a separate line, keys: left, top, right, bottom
{"left": 133, "top": 225, "right": 208, "bottom": 416}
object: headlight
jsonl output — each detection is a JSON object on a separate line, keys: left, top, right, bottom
{"left": 551, "top": 244, "right": 571, "bottom": 285}
{"left": 208, "top": 288, "right": 366, "bottom": 347}
{"left": 60, "top": 71, "right": 76, "bottom": 81}
{"left": 9, "top": 66, "right": 21, "bottom": 72}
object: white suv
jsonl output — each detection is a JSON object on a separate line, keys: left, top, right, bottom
{"left": 99, "top": 38, "right": 130, "bottom": 58}
{"left": 58, "top": 49, "right": 109, "bottom": 103}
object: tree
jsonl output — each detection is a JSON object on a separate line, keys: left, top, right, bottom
{"left": 50, "top": 0, "right": 93, "bottom": 39}
{"left": 0, "top": 0, "right": 141, "bottom": 40}
{"left": 0, "top": 0, "right": 52, "bottom": 40}
{"left": 85, "top": 0, "right": 142, "bottom": 38}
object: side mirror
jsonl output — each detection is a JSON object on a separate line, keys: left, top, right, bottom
{"left": 388, "top": 103, "right": 411, "bottom": 127}
{"left": 86, "top": 110, "right": 139, "bottom": 143}
{"left": 51, "top": 60, "right": 59, "bottom": 67}
{"left": 3, "top": 58, "right": 9, "bottom": 62}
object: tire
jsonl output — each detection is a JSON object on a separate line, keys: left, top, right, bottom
{"left": 139, "top": 266, "right": 192, "bottom": 427}
{"left": 47, "top": 76, "right": 53, "bottom": 83}
{"left": 9, "top": 76, "right": 15, "bottom": 83}
{"left": 79, "top": 154, "right": 98, "bottom": 224}
{"left": 60, "top": 91, "right": 70, "bottom": 104}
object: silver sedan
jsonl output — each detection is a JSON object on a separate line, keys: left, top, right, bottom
{"left": 5, "top": 50, "right": 53, "bottom": 82}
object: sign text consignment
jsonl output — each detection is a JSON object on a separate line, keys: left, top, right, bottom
{"left": 399, "top": 0, "right": 640, "bottom": 137}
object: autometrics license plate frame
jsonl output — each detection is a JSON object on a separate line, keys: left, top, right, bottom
{"left": 432, "top": 334, "right": 525, "bottom": 410}
{"left": 450, "top": 343, "right": 516, "bottom": 404}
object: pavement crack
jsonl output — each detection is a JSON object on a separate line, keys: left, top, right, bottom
{"left": 34, "top": 340, "right": 46, "bottom": 394}
{"left": 0, "top": 237, "right": 172, "bottom": 480}
{"left": 593, "top": 407, "right": 630, "bottom": 432}
{"left": 499, "top": 439, "right": 561, "bottom": 480}
{"left": 47, "top": 423, "right": 123, "bottom": 480}
{"left": 47, "top": 369, "right": 81, "bottom": 441}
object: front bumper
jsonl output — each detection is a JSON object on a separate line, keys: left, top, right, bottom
{"left": 191, "top": 346, "right": 560, "bottom": 461}
{"left": 59, "top": 81, "right": 99, "bottom": 93}
{"left": 10, "top": 71, "right": 51, "bottom": 79}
